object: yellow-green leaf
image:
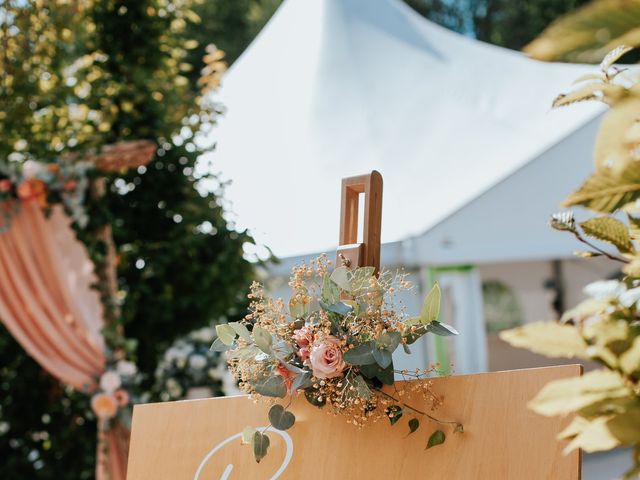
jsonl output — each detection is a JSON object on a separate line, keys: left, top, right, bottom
{"left": 562, "top": 160, "right": 640, "bottom": 213}
{"left": 500, "top": 321, "right": 589, "bottom": 359}
{"left": 420, "top": 282, "right": 441, "bottom": 323}
{"left": 529, "top": 369, "right": 630, "bottom": 417}
{"left": 601, "top": 45, "right": 633, "bottom": 71}
{"left": 620, "top": 336, "right": 640, "bottom": 375}
{"left": 563, "top": 416, "right": 620, "bottom": 454}
{"left": 580, "top": 217, "right": 634, "bottom": 253}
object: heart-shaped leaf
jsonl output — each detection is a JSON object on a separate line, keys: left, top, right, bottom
{"left": 228, "top": 322, "right": 252, "bottom": 342}
{"left": 268, "top": 404, "right": 296, "bottom": 431}
{"left": 378, "top": 331, "right": 401, "bottom": 352}
{"left": 210, "top": 337, "right": 230, "bottom": 352}
{"left": 372, "top": 348, "right": 393, "bottom": 369}
{"left": 330, "top": 267, "right": 351, "bottom": 291}
{"left": 426, "top": 430, "right": 446, "bottom": 449}
{"left": 216, "top": 324, "right": 236, "bottom": 345}
{"left": 344, "top": 341, "right": 377, "bottom": 366}
{"left": 252, "top": 431, "right": 270, "bottom": 463}
{"left": 252, "top": 375, "right": 287, "bottom": 398}
{"left": 253, "top": 326, "right": 273, "bottom": 354}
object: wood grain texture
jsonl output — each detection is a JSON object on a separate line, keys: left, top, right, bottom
{"left": 127, "top": 365, "right": 581, "bottom": 480}
{"left": 337, "top": 171, "right": 383, "bottom": 273}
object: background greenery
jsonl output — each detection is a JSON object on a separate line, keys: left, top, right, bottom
{"left": 0, "top": 0, "right": 618, "bottom": 478}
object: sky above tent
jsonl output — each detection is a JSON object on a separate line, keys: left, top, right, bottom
{"left": 203, "top": 0, "right": 603, "bottom": 259}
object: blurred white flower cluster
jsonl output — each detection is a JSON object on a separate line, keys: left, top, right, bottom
{"left": 154, "top": 325, "right": 240, "bottom": 401}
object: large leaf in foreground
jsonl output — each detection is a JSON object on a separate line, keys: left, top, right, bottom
{"left": 500, "top": 321, "right": 589, "bottom": 359}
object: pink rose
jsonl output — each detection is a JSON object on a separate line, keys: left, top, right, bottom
{"left": 113, "top": 389, "right": 130, "bottom": 406}
{"left": 294, "top": 327, "right": 314, "bottom": 362}
{"left": 293, "top": 326, "right": 313, "bottom": 346}
{"left": 309, "top": 336, "right": 346, "bottom": 379}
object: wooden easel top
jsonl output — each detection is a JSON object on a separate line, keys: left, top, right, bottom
{"left": 336, "top": 170, "right": 383, "bottom": 274}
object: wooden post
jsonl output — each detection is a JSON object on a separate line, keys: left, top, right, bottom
{"left": 337, "top": 170, "right": 383, "bottom": 274}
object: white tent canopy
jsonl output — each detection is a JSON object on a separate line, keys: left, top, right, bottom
{"left": 204, "top": 0, "right": 604, "bottom": 263}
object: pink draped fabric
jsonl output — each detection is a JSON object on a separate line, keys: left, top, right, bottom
{"left": 0, "top": 200, "right": 127, "bottom": 480}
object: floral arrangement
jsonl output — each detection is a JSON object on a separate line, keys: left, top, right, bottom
{"left": 154, "top": 326, "right": 240, "bottom": 402}
{"left": 0, "top": 158, "right": 91, "bottom": 229}
{"left": 212, "top": 255, "right": 463, "bottom": 462}
{"left": 90, "top": 356, "right": 140, "bottom": 430}
{"left": 500, "top": 46, "right": 640, "bottom": 479}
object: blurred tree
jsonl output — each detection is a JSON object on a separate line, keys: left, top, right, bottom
{"left": 523, "top": 0, "right": 640, "bottom": 62}
{"left": 0, "top": 0, "right": 256, "bottom": 477}
{"left": 406, "top": 0, "right": 590, "bottom": 50}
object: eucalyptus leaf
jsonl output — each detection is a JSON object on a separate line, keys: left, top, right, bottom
{"left": 421, "top": 283, "right": 441, "bottom": 323}
{"left": 210, "top": 337, "right": 230, "bottom": 352}
{"left": 322, "top": 301, "right": 353, "bottom": 316}
{"left": 427, "top": 321, "right": 459, "bottom": 337}
{"left": 252, "top": 431, "right": 270, "bottom": 463}
{"left": 372, "top": 348, "right": 393, "bottom": 369}
{"left": 376, "top": 365, "right": 395, "bottom": 385}
{"left": 289, "top": 294, "right": 309, "bottom": 319}
{"left": 330, "top": 267, "right": 351, "bottom": 291}
{"left": 242, "top": 426, "right": 257, "bottom": 444}
{"left": 272, "top": 339, "right": 294, "bottom": 359}
{"left": 344, "top": 341, "right": 377, "bottom": 366}
{"left": 228, "top": 322, "right": 252, "bottom": 342}
{"left": 253, "top": 326, "right": 273, "bottom": 354}
{"left": 378, "top": 331, "right": 401, "bottom": 352}
{"left": 268, "top": 404, "right": 296, "bottom": 431}
{"left": 408, "top": 418, "right": 420, "bottom": 435}
{"left": 215, "top": 324, "right": 236, "bottom": 346}
{"left": 426, "top": 430, "right": 446, "bottom": 449}
{"left": 321, "top": 273, "right": 340, "bottom": 305}
{"left": 291, "top": 371, "right": 313, "bottom": 391}
{"left": 252, "top": 375, "right": 287, "bottom": 398}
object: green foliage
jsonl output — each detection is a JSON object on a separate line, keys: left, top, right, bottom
{"left": 268, "top": 404, "right": 295, "bottom": 431}
{"left": 426, "top": 430, "right": 446, "bottom": 449}
{"left": 580, "top": 217, "right": 634, "bottom": 253}
{"left": 0, "top": 0, "right": 256, "bottom": 477}
{"left": 502, "top": 47, "right": 640, "bottom": 478}
{"left": 252, "top": 431, "right": 270, "bottom": 463}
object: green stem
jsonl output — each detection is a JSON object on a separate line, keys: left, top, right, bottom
{"left": 374, "top": 388, "right": 461, "bottom": 428}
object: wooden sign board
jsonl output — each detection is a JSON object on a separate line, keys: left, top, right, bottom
{"left": 127, "top": 365, "right": 581, "bottom": 479}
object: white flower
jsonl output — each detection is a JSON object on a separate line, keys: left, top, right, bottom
{"left": 99, "top": 371, "right": 121, "bottom": 394}
{"left": 116, "top": 360, "right": 137, "bottom": 377}
{"left": 188, "top": 354, "right": 208, "bottom": 370}
{"left": 619, "top": 287, "right": 640, "bottom": 307}
{"left": 166, "top": 378, "right": 183, "bottom": 398}
{"left": 583, "top": 280, "right": 625, "bottom": 300}
{"left": 22, "top": 160, "right": 44, "bottom": 179}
